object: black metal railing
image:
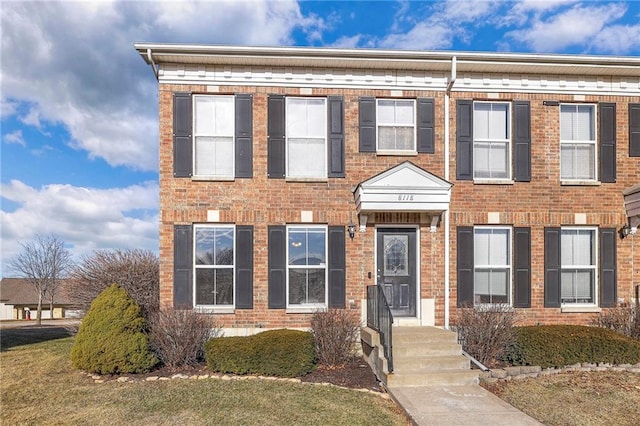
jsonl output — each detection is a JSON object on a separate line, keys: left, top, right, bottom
{"left": 366, "top": 285, "right": 394, "bottom": 372}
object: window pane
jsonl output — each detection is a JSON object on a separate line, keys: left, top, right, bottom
{"left": 574, "top": 144, "right": 595, "bottom": 179}
{"left": 287, "top": 138, "right": 325, "bottom": 177}
{"left": 562, "top": 229, "right": 594, "bottom": 266}
{"left": 195, "top": 97, "right": 216, "bottom": 134}
{"left": 287, "top": 98, "right": 326, "bottom": 138}
{"left": 489, "top": 104, "right": 509, "bottom": 140}
{"left": 378, "top": 127, "right": 395, "bottom": 149}
{"left": 576, "top": 105, "right": 595, "bottom": 140}
{"left": 560, "top": 105, "right": 575, "bottom": 140}
{"left": 489, "top": 143, "right": 509, "bottom": 179}
{"left": 560, "top": 145, "right": 574, "bottom": 179}
{"left": 384, "top": 235, "right": 409, "bottom": 276}
{"left": 474, "top": 142, "right": 491, "bottom": 179}
{"left": 195, "top": 96, "right": 233, "bottom": 136}
{"left": 377, "top": 100, "right": 395, "bottom": 123}
{"left": 489, "top": 229, "right": 509, "bottom": 265}
{"left": 475, "top": 270, "right": 490, "bottom": 294}
{"left": 289, "top": 228, "right": 326, "bottom": 266}
{"left": 195, "top": 269, "right": 214, "bottom": 305}
{"left": 215, "top": 228, "right": 234, "bottom": 266}
{"left": 474, "top": 103, "right": 491, "bottom": 139}
{"left": 474, "top": 229, "right": 490, "bottom": 266}
{"left": 395, "top": 101, "right": 415, "bottom": 125}
{"left": 289, "top": 268, "right": 325, "bottom": 304}
{"left": 395, "top": 127, "right": 414, "bottom": 150}
{"left": 195, "top": 228, "right": 215, "bottom": 265}
{"left": 194, "top": 137, "right": 216, "bottom": 176}
{"left": 490, "top": 269, "right": 509, "bottom": 296}
{"left": 561, "top": 270, "right": 594, "bottom": 304}
{"left": 378, "top": 127, "right": 414, "bottom": 150}
{"left": 215, "top": 269, "right": 234, "bottom": 305}
{"left": 213, "top": 137, "right": 234, "bottom": 176}
{"left": 307, "top": 231, "right": 326, "bottom": 265}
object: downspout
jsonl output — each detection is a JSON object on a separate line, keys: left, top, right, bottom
{"left": 444, "top": 56, "right": 456, "bottom": 329}
{"left": 146, "top": 48, "right": 159, "bottom": 81}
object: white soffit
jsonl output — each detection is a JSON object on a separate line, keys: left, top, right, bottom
{"left": 353, "top": 161, "right": 452, "bottom": 214}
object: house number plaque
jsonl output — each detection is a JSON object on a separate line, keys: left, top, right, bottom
{"left": 398, "top": 194, "right": 414, "bottom": 201}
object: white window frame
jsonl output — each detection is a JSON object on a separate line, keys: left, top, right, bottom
{"left": 285, "top": 97, "right": 327, "bottom": 179}
{"left": 192, "top": 95, "right": 235, "bottom": 179}
{"left": 286, "top": 225, "right": 328, "bottom": 309}
{"left": 473, "top": 226, "right": 512, "bottom": 305}
{"left": 473, "top": 101, "right": 512, "bottom": 180}
{"left": 376, "top": 99, "right": 417, "bottom": 153}
{"left": 193, "top": 224, "right": 235, "bottom": 309}
{"left": 560, "top": 227, "right": 598, "bottom": 306}
{"left": 560, "top": 104, "right": 597, "bottom": 182}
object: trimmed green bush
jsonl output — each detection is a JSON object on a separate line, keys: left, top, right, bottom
{"left": 71, "top": 284, "right": 158, "bottom": 374}
{"left": 205, "top": 329, "right": 316, "bottom": 377}
{"left": 504, "top": 325, "right": 640, "bottom": 368}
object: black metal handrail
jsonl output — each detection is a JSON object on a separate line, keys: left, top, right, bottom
{"left": 366, "top": 285, "right": 394, "bottom": 372}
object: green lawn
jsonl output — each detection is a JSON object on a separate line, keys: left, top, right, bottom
{"left": 0, "top": 330, "right": 407, "bottom": 425}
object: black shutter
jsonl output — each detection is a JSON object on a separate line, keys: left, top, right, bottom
{"left": 456, "top": 100, "right": 473, "bottom": 180}
{"left": 328, "top": 96, "right": 345, "bottom": 178}
{"left": 268, "top": 226, "right": 286, "bottom": 308}
{"left": 513, "top": 227, "right": 531, "bottom": 308}
{"left": 457, "top": 226, "right": 474, "bottom": 307}
{"left": 417, "top": 98, "right": 435, "bottom": 154}
{"left": 629, "top": 103, "right": 640, "bottom": 157}
{"left": 599, "top": 228, "right": 617, "bottom": 307}
{"left": 174, "top": 225, "right": 193, "bottom": 308}
{"left": 328, "top": 226, "right": 346, "bottom": 308}
{"left": 235, "top": 226, "right": 253, "bottom": 309}
{"left": 173, "top": 93, "right": 192, "bottom": 178}
{"left": 267, "top": 95, "right": 285, "bottom": 178}
{"left": 513, "top": 101, "right": 531, "bottom": 182}
{"left": 544, "top": 227, "right": 561, "bottom": 308}
{"left": 235, "top": 94, "right": 253, "bottom": 178}
{"left": 599, "top": 103, "right": 616, "bottom": 183}
{"left": 359, "top": 97, "right": 376, "bottom": 152}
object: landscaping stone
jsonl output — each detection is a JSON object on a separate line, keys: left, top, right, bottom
{"left": 145, "top": 376, "right": 159, "bottom": 381}
{"left": 490, "top": 369, "right": 508, "bottom": 379}
{"left": 117, "top": 377, "right": 130, "bottom": 382}
{"left": 504, "top": 366, "right": 522, "bottom": 376}
{"left": 521, "top": 366, "right": 542, "bottom": 374}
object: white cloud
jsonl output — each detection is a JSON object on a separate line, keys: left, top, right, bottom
{"left": 591, "top": 24, "right": 640, "bottom": 54}
{"left": 3, "top": 130, "right": 26, "bottom": 147}
{"left": 0, "top": 180, "right": 159, "bottom": 275}
{"left": 0, "top": 0, "right": 323, "bottom": 172}
{"left": 506, "top": 3, "right": 631, "bottom": 52}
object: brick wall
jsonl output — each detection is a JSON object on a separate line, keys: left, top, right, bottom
{"left": 158, "top": 82, "right": 639, "bottom": 329}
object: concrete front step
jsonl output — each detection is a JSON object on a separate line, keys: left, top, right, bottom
{"left": 392, "top": 326, "right": 460, "bottom": 344}
{"left": 393, "top": 341, "right": 463, "bottom": 357}
{"left": 388, "top": 369, "right": 479, "bottom": 387}
{"left": 393, "top": 354, "right": 470, "bottom": 371}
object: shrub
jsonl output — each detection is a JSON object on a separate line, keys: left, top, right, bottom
{"left": 503, "top": 325, "right": 640, "bottom": 368}
{"left": 452, "top": 304, "right": 517, "bottom": 367}
{"left": 149, "top": 308, "right": 222, "bottom": 367}
{"left": 205, "top": 329, "right": 316, "bottom": 377}
{"left": 310, "top": 309, "right": 361, "bottom": 367}
{"left": 70, "top": 284, "right": 158, "bottom": 374}
{"left": 591, "top": 305, "right": 640, "bottom": 340}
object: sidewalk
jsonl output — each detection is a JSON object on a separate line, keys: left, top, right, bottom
{"left": 388, "top": 384, "right": 543, "bottom": 426}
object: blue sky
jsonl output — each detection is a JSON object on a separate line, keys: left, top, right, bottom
{"left": 1, "top": 0, "right": 639, "bottom": 276}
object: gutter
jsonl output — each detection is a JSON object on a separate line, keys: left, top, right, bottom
{"left": 146, "top": 48, "right": 159, "bottom": 81}
{"left": 444, "top": 56, "right": 456, "bottom": 330}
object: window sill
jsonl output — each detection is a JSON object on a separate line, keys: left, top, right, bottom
{"left": 376, "top": 150, "right": 418, "bottom": 156}
{"left": 285, "top": 177, "right": 328, "bottom": 183}
{"left": 192, "top": 176, "right": 235, "bottom": 182}
{"left": 560, "top": 180, "right": 600, "bottom": 186}
{"left": 473, "top": 179, "right": 514, "bottom": 185}
{"left": 194, "top": 306, "right": 235, "bottom": 314}
{"left": 561, "top": 306, "right": 601, "bottom": 313}
{"left": 286, "top": 306, "right": 326, "bottom": 314}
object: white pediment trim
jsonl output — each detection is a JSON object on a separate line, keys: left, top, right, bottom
{"left": 623, "top": 184, "right": 640, "bottom": 228}
{"left": 353, "top": 162, "right": 452, "bottom": 215}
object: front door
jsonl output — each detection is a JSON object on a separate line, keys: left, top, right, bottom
{"left": 376, "top": 228, "right": 417, "bottom": 317}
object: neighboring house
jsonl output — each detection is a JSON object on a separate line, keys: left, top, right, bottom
{"left": 0, "top": 278, "right": 79, "bottom": 320}
{"left": 135, "top": 44, "right": 640, "bottom": 335}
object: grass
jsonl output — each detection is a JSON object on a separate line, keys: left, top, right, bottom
{"left": 484, "top": 371, "right": 640, "bottom": 426}
{"left": 0, "top": 328, "right": 407, "bottom": 425}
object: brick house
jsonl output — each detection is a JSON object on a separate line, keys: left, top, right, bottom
{"left": 135, "top": 44, "right": 640, "bottom": 335}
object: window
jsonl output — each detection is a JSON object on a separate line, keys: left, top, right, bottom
{"left": 194, "top": 225, "right": 234, "bottom": 307}
{"left": 286, "top": 98, "right": 327, "bottom": 178}
{"left": 474, "top": 227, "right": 511, "bottom": 304}
{"left": 377, "top": 99, "right": 416, "bottom": 152}
{"left": 287, "top": 226, "right": 327, "bottom": 306}
{"left": 560, "top": 104, "right": 596, "bottom": 180}
{"left": 473, "top": 102, "right": 511, "bottom": 179}
{"left": 560, "top": 228, "right": 597, "bottom": 305}
{"left": 193, "top": 95, "right": 235, "bottom": 178}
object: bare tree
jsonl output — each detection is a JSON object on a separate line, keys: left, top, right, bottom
{"left": 9, "top": 234, "right": 74, "bottom": 325}
{"left": 67, "top": 249, "right": 159, "bottom": 318}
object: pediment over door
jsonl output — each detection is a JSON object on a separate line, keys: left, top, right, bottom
{"left": 353, "top": 161, "right": 452, "bottom": 217}
{"left": 623, "top": 183, "right": 640, "bottom": 229}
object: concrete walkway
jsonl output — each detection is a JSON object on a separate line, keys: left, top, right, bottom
{"left": 388, "top": 384, "right": 543, "bottom": 426}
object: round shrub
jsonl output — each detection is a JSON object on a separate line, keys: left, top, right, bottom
{"left": 71, "top": 284, "right": 158, "bottom": 374}
{"left": 504, "top": 325, "right": 640, "bottom": 368}
{"left": 205, "top": 329, "right": 316, "bottom": 377}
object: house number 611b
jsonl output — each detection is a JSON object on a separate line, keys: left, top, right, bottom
{"left": 398, "top": 194, "right": 413, "bottom": 201}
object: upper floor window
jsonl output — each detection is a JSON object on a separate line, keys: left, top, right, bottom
{"left": 286, "top": 98, "right": 327, "bottom": 178}
{"left": 560, "top": 104, "right": 596, "bottom": 181}
{"left": 194, "top": 225, "right": 235, "bottom": 307}
{"left": 473, "top": 102, "right": 511, "bottom": 180}
{"left": 193, "top": 95, "right": 235, "bottom": 178}
{"left": 377, "top": 99, "right": 416, "bottom": 152}
{"left": 474, "top": 227, "right": 511, "bottom": 304}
